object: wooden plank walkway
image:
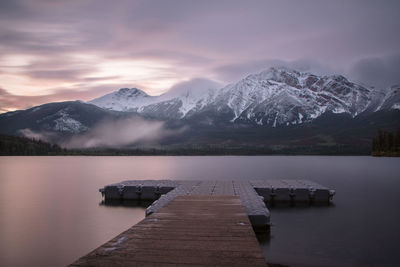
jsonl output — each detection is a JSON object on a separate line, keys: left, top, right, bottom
{"left": 71, "top": 195, "right": 268, "bottom": 266}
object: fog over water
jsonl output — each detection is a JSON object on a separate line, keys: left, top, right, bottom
{"left": 63, "top": 117, "right": 169, "bottom": 149}
{"left": 0, "top": 156, "right": 399, "bottom": 266}
{"left": 19, "top": 116, "right": 186, "bottom": 149}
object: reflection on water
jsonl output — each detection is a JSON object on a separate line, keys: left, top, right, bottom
{"left": 0, "top": 156, "right": 399, "bottom": 267}
{"left": 100, "top": 199, "right": 153, "bottom": 208}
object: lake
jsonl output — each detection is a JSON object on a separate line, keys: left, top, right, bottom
{"left": 0, "top": 156, "right": 399, "bottom": 266}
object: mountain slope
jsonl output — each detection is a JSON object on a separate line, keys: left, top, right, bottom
{"left": 380, "top": 85, "right": 400, "bottom": 110}
{"left": 0, "top": 101, "right": 113, "bottom": 139}
{"left": 212, "top": 68, "right": 371, "bottom": 126}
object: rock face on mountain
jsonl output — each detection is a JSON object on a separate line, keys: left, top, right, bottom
{"left": 379, "top": 85, "right": 400, "bottom": 111}
{"left": 88, "top": 67, "right": 398, "bottom": 126}
{"left": 204, "top": 68, "right": 372, "bottom": 126}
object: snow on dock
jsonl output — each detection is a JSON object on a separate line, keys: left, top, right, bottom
{"left": 71, "top": 195, "right": 267, "bottom": 266}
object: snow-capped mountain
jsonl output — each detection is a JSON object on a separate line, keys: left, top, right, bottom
{"left": 89, "top": 84, "right": 217, "bottom": 119}
{"left": 89, "top": 67, "right": 398, "bottom": 126}
{"left": 0, "top": 67, "right": 399, "bottom": 151}
{"left": 209, "top": 68, "right": 372, "bottom": 126}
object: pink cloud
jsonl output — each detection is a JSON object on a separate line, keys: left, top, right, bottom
{"left": 0, "top": 85, "right": 127, "bottom": 112}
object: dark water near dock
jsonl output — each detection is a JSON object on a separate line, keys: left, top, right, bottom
{"left": 0, "top": 156, "right": 399, "bottom": 266}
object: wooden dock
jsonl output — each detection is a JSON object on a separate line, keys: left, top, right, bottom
{"left": 71, "top": 195, "right": 268, "bottom": 266}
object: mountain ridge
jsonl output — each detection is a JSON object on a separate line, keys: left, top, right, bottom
{"left": 88, "top": 67, "right": 398, "bottom": 126}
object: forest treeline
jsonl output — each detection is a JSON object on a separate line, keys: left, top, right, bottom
{"left": 0, "top": 134, "right": 65, "bottom": 155}
{"left": 372, "top": 129, "right": 400, "bottom": 157}
{"left": 0, "top": 133, "right": 370, "bottom": 156}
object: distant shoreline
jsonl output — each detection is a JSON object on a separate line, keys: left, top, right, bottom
{"left": 371, "top": 152, "right": 400, "bottom": 157}
{"left": 0, "top": 152, "right": 374, "bottom": 156}
{"left": 1, "top": 133, "right": 387, "bottom": 156}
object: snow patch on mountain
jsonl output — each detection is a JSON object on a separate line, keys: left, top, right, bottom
{"left": 53, "top": 109, "right": 88, "bottom": 133}
{"left": 35, "top": 107, "right": 88, "bottom": 133}
{"left": 29, "top": 107, "right": 42, "bottom": 112}
{"left": 53, "top": 116, "right": 87, "bottom": 133}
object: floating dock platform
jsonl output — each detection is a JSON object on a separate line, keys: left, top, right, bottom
{"left": 100, "top": 179, "right": 335, "bottom": 231}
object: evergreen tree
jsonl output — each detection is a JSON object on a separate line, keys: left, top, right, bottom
{"left": 372, "top": 128, "right": 400, "bottom": 156}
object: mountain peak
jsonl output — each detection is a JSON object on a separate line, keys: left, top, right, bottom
{"left": 88, "top": 87, "right": 152, "bottom": 111}
{"left": 260, "top": 66, "right": 301, "bottom": 76}
{"left": 252, "top": 67, "right": 303, "bottom": 83}
{"left": 116, "top": 88, "right": 149, "bottom": 97}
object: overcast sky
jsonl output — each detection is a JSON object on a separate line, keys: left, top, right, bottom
{"left": 0, "top": 0, "right": 399, "bottom": 112}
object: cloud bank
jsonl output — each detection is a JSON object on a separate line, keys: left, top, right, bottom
{"left": 62, "top": 117, "right": 183, "bottom": 149}
{"left": 1, "top": 0, "right": 400, "bottom": 111}
{"left": 19, "top": 128, "right": 56, "bottom": 143}
{"left": 19, "top": 116, "right": 186, "bottom": 149}
{"left": 348, "top": 54, "right": 400, "bottom": 90}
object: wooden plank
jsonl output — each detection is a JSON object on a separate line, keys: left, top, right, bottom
{"left": 71, "top": 195, "right": 267, "bottom": 266}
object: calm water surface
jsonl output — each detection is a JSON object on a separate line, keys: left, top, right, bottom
{"left": 0, "top": 156, "right": 399, "bottom": 267}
